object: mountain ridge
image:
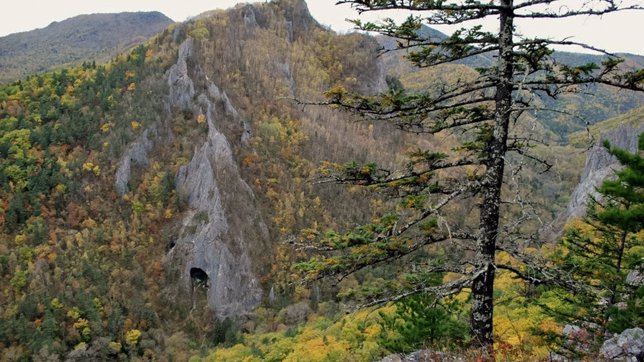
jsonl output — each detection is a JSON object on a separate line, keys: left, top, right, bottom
{"left": 0, "top": 11, "right": 173, "bottom": 84}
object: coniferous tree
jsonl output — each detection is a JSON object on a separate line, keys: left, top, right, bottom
{"left": 296, "top": 0, "right": 644, "bottom": 350}
{"left": 555, "top": 133, "right": 643, "bottom": 334}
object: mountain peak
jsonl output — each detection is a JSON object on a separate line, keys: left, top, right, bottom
{"left": 0, "top": 12, "right": 173, "bottom": 84}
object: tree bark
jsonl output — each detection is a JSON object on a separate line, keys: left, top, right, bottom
{"left": 609, "top": 229, "right": 628, "bottom": 306}
{"left": 470, "top": 0, "right": 514, "bottom": 351}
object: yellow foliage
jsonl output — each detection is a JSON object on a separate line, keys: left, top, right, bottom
{"left": 493, "top": 268, "right": 560, "bottom": 360}
{"left": 293, "top": 285, "right": 311, "bottom": 301}
{"left": 81, "top": 218, "right": 97, "bottom": 229}
{"left": 73, "top": 318, "right": 89, "bottom": 331}
{"left": 284, "top": 335, "right": 350, "bottom": 362}
{"left": 131, "top": 120, "right": 141, "bottom": 130}
{"left": 363, "top": 323, "right": 382, "bottom": 339}
{"left": 14, "top": 234, "right": 26, "bottom": 245}
{"left": 206, "top": 343, "right": 259, "bottom": 362}
{"left": 54, "top": 183, "right": 67, "bottom": 194}
{"left": 50, "top": 298, "right": 63, "bottom": 309}
{"left": 108, "top": 341, "right": 122, "bottom": 353}
{"left": 125, "top": 329, "right": 142, "bottom": 346}
{"left": 81, "top": 161, "right": 100, "bottom": 176}
{"left": 66, "top": 307, "right": 81, "bottom": 320}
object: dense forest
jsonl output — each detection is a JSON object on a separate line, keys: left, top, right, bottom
{"left": 0, "top": 0, "right": 641, "bottom": 361}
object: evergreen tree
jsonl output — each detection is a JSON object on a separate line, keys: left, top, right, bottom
{"left": 555, "top": 132, "right": 643, "bottom": 333}
{"left": 297, "top": 0, "right": 644, "bottom": 350}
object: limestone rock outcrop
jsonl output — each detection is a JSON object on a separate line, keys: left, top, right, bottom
{"left": 544, "top": 123, "right": 644, "bottom": 241}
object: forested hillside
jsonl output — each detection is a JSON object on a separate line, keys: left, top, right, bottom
{"left": 0, "top": 12, "right": 173, "bottom": 84}
{"left": 0, "top": 0, "right": 641, "bottom": 360}
{"left": 0, "top": 1, "right": 418, "bottom": 359}
{"left": 378, "top": 29, "right": 644, "bottom": 140}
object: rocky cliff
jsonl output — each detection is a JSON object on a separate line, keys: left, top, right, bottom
{"left": 113, "top": 36, "right": 270, "bottom": 318}
{"left": 545, "top": 123, "right": 644, "bottom": 240}
{"left": 163, "top": 38, "right": 269, "bottom": 318}
{"left": 110, "top": 0, "right": 388, "bottom": 319}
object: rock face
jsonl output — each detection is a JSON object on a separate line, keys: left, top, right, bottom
{"left": 600, "top": 328, "right": 644, "bottom": 361}
{"left": 164, "top": 38, "right": 269, "bottom": 318}
{"left": 116, "top": 37, "right": 269, "bottom": 318}
{"left": 544, "top": 124, "right": 644, "bottom": 240}
{"left": 115, "top": 126, "right": 156, "bottom": 195}
{"left": 565, "top": 124, "right": 644, "bottom": 220}
{"left": 113, "top": 0, "right": 385, "bottom": 320}
{"left": 166, "top": 39, "right": 196, "bottom": 110}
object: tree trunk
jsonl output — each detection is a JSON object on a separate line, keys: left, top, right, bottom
{"left": 609, "top": 230, "right": 628, "bottom": 306}
{"left": 470, "top": 0, "right": 514, "bottom": 351}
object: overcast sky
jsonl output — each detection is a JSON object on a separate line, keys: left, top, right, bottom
{"left": 1, "top": 0, "right": 642, "bottom": 55}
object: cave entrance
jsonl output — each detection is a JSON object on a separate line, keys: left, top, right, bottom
{"left": 190, "top": 267, "right": 209, "bottom": 288}
{"left": 190, "top": 267, "right": 209, "bottom": 312}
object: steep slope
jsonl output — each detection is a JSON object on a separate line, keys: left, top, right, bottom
{"left": 0, "top": 12, "right": 173, "bottom": 83}
{"left": 0, "top": 0, "right": 410, "bottom": 359}
{"left": 543, "top": 108, "right": 644, "bottom": 240}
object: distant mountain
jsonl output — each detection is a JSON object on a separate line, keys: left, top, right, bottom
{"left": 377, "top": 25, "right": 644, "bottom": 140}
{"left": 0, "top": 11, "right": 173, "bottom": 83}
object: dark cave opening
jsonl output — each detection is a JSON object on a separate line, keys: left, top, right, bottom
{"left": 190, "top": 267, "right": 208, "bottom": 285}
{"left": 166, "top": 241, "right": 176, "bottom": 251}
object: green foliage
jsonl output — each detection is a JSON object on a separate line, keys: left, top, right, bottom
{"left": 188, "top": 20, "right": 210, "bottom": 40}
{"left": 0, "top": 31, "right": 179, "bottom": 359}
{"left": 544, "top": 132, "right": 644, "bottom": 343}
{"left": 378, "top": 294, "right": 468, "bottom": 353}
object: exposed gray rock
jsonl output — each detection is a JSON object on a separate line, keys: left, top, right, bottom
{"left": 560, "top": 323, "right": 601, "bottom": 357}
{"left": 115, "top": 126, "right": 156, "bottom": 195}
{"left": 162, "top": 38, "right": 269, "bottom": 318}
{"left": 544, "top": 123, "right": 644, "bottom": 241}
{"left": 563, "top": 324, "right": 582, "bottom": 337}
{"left": 207, "top": 82, "right": 253, "bottom": 144}
{"left": 565, "top": 124, "right": 643, "bottom": 220}
{"left": 242, "top": 5, "right": 258, "bottom": 29}
{"left": 547, "top": 352, "right": 567, "bottom": 361}
{"left": 600, "top": 328, "right": 644, "bottom": 361}
{"left": 169, "top": 83, "right": 268, "bottom": 318}
{"left": 116, "top": 38, "right": 196, "bottom": 195}
{"left": 113, "top": 37, "right": 268, "bottom": 319}
{"left": 167, "top": 38, "right": 195, "bottom": 110}
{"left": 626, "top": 270, "right": 643, "bottom": 287}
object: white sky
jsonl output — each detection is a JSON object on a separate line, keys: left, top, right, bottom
{"left": 1, "top": 0, "right": 642, "bottom": 55}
